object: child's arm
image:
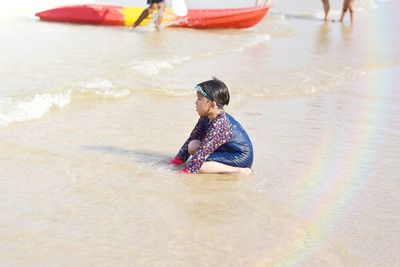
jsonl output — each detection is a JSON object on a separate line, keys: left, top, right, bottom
{"left": 182, "top": 117, "right": 232, "bottom": 173}
{"left": 173, "top": 117, "right": 206, "bottom": 163}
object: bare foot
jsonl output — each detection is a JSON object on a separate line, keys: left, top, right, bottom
{"left": 238, "top": 168, "right": 252, "bottom": 175}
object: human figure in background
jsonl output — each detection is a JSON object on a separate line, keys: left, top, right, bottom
{"left": 339, "top": 0, "right": 356, "bottom": 23}
{"left": 169, "top": 78, "right": 253, "bottom": 174}
{"left": 132, "top": 0, "right": 166, "bottom": 29}
{"left": 321, "top": 0, "right": 330, "bottom": 21}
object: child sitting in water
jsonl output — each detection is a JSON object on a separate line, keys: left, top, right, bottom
{"left": 169, "top": 78, "right": 253, "bottom": 174}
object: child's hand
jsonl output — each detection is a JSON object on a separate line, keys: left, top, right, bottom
{"left": 169, "top": 157, "right": 185, "bottom": 166}
{"left": 179, "top": 169, "right": 191, "bottom": 174}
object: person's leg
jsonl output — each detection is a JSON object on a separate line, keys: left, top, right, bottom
{"left": 188, "top": 139, "right": 252, "bottom": 174}
{"left": 321, "top": 0, "right": 330, "bottom": 21}
{"left": 339, "top": 0, "right": 348, "bottom": 22}
{"left": 348, "top": 0, "right": 355, "bottom": 23}
{"left": 155, "top": 2, "right": 166, "bottom": 29}
{"left": 339, "top": 8, "right": 347, "bottom": 22}
{"left": 132, "top": 7, "right": 151, "bottom": 27}
{"left": 199, "top": 161, "right": 252, "bottom": 175}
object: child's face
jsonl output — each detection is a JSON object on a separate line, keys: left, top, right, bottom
{"left": 195, "top": 93, "right": 212, "bottom": 116}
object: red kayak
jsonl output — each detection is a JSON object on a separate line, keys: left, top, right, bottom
{"left": 177, "top": 7, "right": 270, "bottom": 29}
{"left": 35, "top": 5, "right": 270, "bottom": 29}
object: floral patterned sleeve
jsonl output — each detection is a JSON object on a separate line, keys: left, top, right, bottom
{"left": 176, "top": 117, "right": 207, "bottom": 162}
{"left": 183, "top": 114, "right": 232, "bottom": 173}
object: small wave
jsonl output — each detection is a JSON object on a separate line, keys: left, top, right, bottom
{"left": 129, "top": 34, "right": 270, "bottom": 75}
{"left": 224, "top": 34, "right": 270, "bottom": 53}
{"left": 129, "top": 56, "right": 191, "bottom": 75}
{"left": 239, "top": 67, "right": 365, "bottom": 99}
{"left": 0, "top": 76, "right": 197, "bottom": 127}
{"left": 0, "top": 78, "right": 130, "bottom": 127}
{"left": 0, "top": 92, "right": 71, "bottom": 127}
{"left": 78, "top": 78, "right": 130, "bottom": 98}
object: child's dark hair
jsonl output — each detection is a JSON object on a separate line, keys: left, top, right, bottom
{"left": 197, "top": 77, "right": 230, "bottom": 109}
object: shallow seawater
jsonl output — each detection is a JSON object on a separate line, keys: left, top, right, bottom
{"left": 0, "top": 0, "right": 399, "bottom": 266}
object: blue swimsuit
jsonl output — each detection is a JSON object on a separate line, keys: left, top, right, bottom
{"left": 176, "top": 111, "right": 253, "bottom": 173}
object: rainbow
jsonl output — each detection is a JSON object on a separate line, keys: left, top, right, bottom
{"left": 254, "top": 71, "right": 395, "bottom": 267}
{"left": 253, "top": 6, "right": 397, "bottom": 265}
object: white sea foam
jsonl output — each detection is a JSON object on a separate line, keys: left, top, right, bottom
{"left": 129, "top": 56, "right": 191, "bottom": 75}
{"left": 78, "top": 78, "right": 130, "bottom": 98}
{"left": 0, "top": 78, "right": 132, "bottom": 127}
{"left": 0, "top": 92, "right": 71, "bottom": 127}
{"left": 78, "top": 77, "right": 114, "bottom": 90}
{"left": 225, "top": 34, "right": 270, "bottom": 53}
{"left": 129, "top": 35, "right": 269, "bottom": 76}
{"left": 130, "top": 60, "right": 174, "bottom": 75}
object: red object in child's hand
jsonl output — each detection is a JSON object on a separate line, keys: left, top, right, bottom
{"left": 169, "top": 157, "right": 184, "bottom": 165}
{"left": 179, "top": 169, "right": 191, "bottom": 174}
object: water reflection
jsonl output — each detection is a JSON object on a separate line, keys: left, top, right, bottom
{"left": 314, "top": 21, "right": 331, "bottom": 55}
{"left": 340, "top": 24, "right": 354, "bottom": 47}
